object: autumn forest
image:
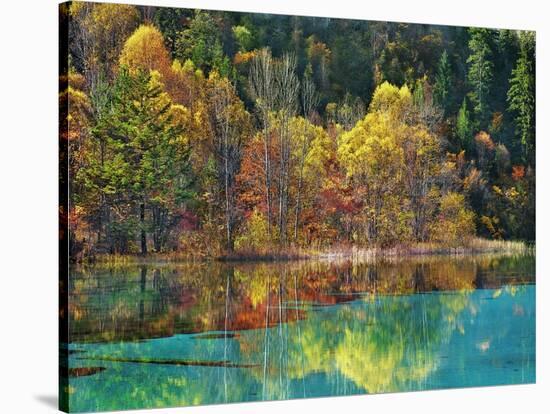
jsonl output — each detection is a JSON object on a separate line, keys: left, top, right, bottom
{"left": 60, "top": 2, "right": 536, "bottom": 261}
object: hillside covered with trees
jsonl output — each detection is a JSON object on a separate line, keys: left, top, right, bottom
{"left": 60, "top": 2, "right": 535, "bottom": 260}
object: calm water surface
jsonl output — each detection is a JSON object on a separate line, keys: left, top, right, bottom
{"left": 64, "top": 254, "right": 535, "bottom": 412}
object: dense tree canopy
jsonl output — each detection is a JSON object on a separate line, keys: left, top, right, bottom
{"left": 62, "top": 4, "right": 536, "bottom": 260}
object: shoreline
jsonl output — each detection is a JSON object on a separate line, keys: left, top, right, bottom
{"left": 73, "top": 238, "right": 534, "bottom": 265}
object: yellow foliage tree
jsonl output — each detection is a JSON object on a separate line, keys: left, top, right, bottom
{"left": 70, "top": 2, "right": 140, "bottom": 83}
{"left": 289, "top": 116, "right": 334, "bottom": 244}
{"left": 234, "top": 208, "right": 271, "bottom": 251}
{"left": 119, "top": 25, "right": 172, "bottom": 80}
{"left": 338, "top": 83, "right": 411, "bottom": 245}
{"left": 430, "top": 192, "right": 476, "bottom": 245}
{"left": 338, "top": 81, "right": 444, "bottom": 245}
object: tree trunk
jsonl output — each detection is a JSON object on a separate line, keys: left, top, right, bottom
{"left": 294, "top": 129, "right": 308, "bottom": 241}
{"left": 264, "top": 121, "right": 272, "bottom": 238}
{"left": 294, "top": 175, "right": 303, "bottom": 241}
{"left": 140, "top": 201, "right": 147, "bottom": 256}
{"left": 224, "top": 139, "right": 234, "bottom": 252}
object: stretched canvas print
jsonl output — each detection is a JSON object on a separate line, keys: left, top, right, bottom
{"left": 59, "top": 1, "right": 536, "bottom": 412}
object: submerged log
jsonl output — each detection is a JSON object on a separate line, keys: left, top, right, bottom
{"left": 78, "top": 356, "right": 258, "bottom": 368}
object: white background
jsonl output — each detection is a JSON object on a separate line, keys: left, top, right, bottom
{"left": 0, "top": 0, "right": 548, "bottom": 412}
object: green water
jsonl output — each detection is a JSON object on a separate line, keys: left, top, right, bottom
{"left": 64, "top": 254, "right": 535, "bottom": 412}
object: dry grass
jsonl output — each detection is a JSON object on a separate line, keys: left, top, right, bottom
{"left": 80, "top": 238, "right": 533, "bottom": 265}
{"left": 320, "top": 238, "right": 533, "bottom": 263}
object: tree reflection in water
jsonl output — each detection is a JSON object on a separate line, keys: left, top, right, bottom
{"left": 66, "top": 254, "right": 535, "bottom": 412}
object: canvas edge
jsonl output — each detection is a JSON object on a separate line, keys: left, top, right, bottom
{"left": 59, "top": 1, "right": 71, "bottom": 413}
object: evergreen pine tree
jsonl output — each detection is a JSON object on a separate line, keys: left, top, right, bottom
{"left": 467, "top": 28, "right": 495, "bottom": 128}
{"left": 508, "top": 31, "right": 535, "bottom": 165}
{"left": 434, "top": 50, "right": 452, "bottom": 114}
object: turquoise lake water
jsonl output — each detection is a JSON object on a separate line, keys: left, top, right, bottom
{"left": 64, "top": 254, "right": 535, "bottom": 412}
